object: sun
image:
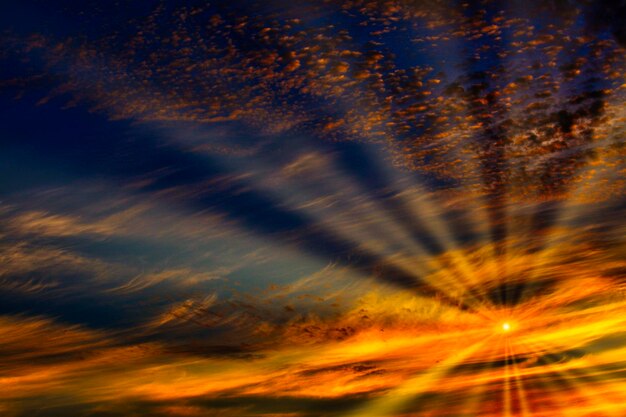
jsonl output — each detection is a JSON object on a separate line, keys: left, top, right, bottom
{"left": 491, "top": 319, "right": 516, "bottom": 334}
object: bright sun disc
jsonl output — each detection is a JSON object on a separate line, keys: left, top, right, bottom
{"left": 502, "top": 322, "right": 511, "bottom": 332}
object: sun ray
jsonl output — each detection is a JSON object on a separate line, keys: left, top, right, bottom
{"left": 508, "top": 338, "right": 532, "bottom": 417}
{"left": 341, "top": 336, "right": 493, "bottom": 417}
{"left": 515, "top": 338, "right": 625, "bottom": 417}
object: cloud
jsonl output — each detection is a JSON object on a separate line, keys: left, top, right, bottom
{"left": 2, "top": 1, "right": 626, "bottom": 416}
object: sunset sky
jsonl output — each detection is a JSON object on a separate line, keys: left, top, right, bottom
{"left": 1, "top": 1, "right": 626, "bottom": 416}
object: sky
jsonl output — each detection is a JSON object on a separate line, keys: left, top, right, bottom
{"left": 1, "top": 0, "right": 626, "bottom": 416}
